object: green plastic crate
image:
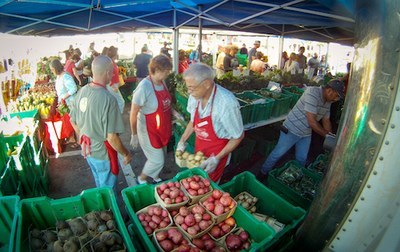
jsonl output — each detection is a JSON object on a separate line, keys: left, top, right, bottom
{"left": 220, "top": 172, "right": 306, "bottom": 250}
{"left": 282, "top": 86, "right": 305, "bottom": 108}
{"left": 16, "top": 187, "right": 135, "bottom": 252}
{"left": 0, "top": 133, "right": 9, "bottom": 176}
{"left": 0, "top": 196, "right": 19, "bottom": 252}
{"left": 235, "top": 91, "right": 274, "bottom": 123}
{"left": 122, "top": 183, "right": 159, "bottom": 251}
{"left": 267, "top": 160, "right": 322, "bottom": 210}
{"left": 307, "top": 153, "right": 330, "bottom": 179}
{"left": 175, "top": 90, "right": 190, "bottom": 119}
{"left": 0, "top": 160, "right": 19, "bottom": 197}
{"left": 237, "top": 99, "right": 253, "bottom": 125}
{"left": 257, "top": 88, "right": 292, "bottom": 117}
{"left": 231, "top": 136, "right": 256, "bottom": 165}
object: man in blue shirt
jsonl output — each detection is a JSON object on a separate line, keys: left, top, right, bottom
{"left": 133, "top": 46, "right": 152, "bottom": 82}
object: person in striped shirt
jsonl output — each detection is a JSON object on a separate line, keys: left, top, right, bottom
{"left": 259, "top": 79, "right": 345, "bottom": 177}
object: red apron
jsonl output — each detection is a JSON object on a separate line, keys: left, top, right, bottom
{"left": 145, "top": 76, "right": 172, "bottom": 148}
{"left": 194, "top": 86, "right": 229, "bottom": 182}
{"left": 80, "top": 82, "right": 119, "bottom": 175}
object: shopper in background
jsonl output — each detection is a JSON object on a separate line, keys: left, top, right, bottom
{"left": 248, "top": 40, "right": 260, "bottom": 66}
{"left": 215, "top": 45, "right": 226, "bottom": 78}
{"left": 101, "top": 47, "right": 109, "bottom": 56}
{"left": 240, "top": 43, "right": 248, "bottom": 55}
{"left": 258, "top": 79, "right": 345, "bottom": 179}
{"left": 160, "top": 41, "right": 172, "bottom": 58}
{"left": 130, "top": 55, "right": 173, "bottom": 185}
{"left": 296, "top": 46, "right": 307, "bottom": 73}
{"left": 72, "top": 48, "right": 85, "bottom": 86}
{"left": 307, "top": 53, "right": 320, "bottom": 79}
{"left": 250, "top": 51, "right": 266, "bottom": 74}
{"left": 133, "top": 46, "right": 152, "bottom": 83}
{"left": 177, "top": 63, "right": 244, "bottom": 183}
{"left": 106, "top": 46, "right": 125, "bottom": 114}
{"left": 223, "top": 45, "right": 239, "bottom": 72}
{"left": 280, "top": 51, "right": 289, "bottom": 70}
{"left": 70, "top": 55, "right": 132, "bottom": 191}
{"left": 50, "top": 58, "right": 78, "bottom": 148}
{"left": 283, "top": 52, "right": 300, "bottom": 75}
{"left": 178, "top": 49, "right": 190, "bottom": 74}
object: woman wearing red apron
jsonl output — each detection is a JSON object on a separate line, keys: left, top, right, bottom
{"left": 177, "top": 63, "right": 244, "bottom": 183}
{"left": 130, "top": 55, "right": 173, "bottom": 184}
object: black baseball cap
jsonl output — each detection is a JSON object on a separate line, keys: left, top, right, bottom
{"left": 327, "top": 79, "right": 345, "bottom": 99}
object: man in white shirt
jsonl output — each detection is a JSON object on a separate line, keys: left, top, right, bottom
{"left": 177, "top": 63, "right": 244, "bottom": 183}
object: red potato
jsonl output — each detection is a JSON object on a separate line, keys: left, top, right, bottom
{"left": 194, "top": 213, "right": 203, "bottom": 223}
{"left": 197, "top": 188, "right": 205, "bottom": 195}
{"left": 164, "top": 188, "right": 171, "bottom": 196}
{"left": 159, "top": 239, "right": 174, "bottom": 252}
{"left": 187, "top": 177, "right": 193, "bottom": 182}
{"left": 175, "top": 181, "right": 181, "bottom": 188}
{"left": 170, "top": 210, "right": 178, "bottom": 217}
{"left": 167, "top": 181, "right": 174, "bottom": 187}
{"left": 204, "top": 239, "right": 216, "bottom": 250}
{"left": 145, "top": 215, "right": 151, "bottom": 222}
{"left": 207, "top": 197, "right": 215, "bottom": 203}
{"left": 176, "top": 244, "right": 191, "bottom": 252}
{"left": 239, "top": 230, "right": 249, "bottom": 241}
{"left": 224, "top": 217, "right": 236, "bottom": 226}
{"left": 184, "top": 214, "right": 196, "bottom": 227}
{"left": 201, "top": 233, "right": 212, "bottom": 240}
{"left": 170, "top": 230, "right": 184, "bottom": 244}
{"left": 160, "top": 183, "right": 168, "bottom": 191}
{"left": 141, "top": 221, "right": 148, "bottom": 227}
{"left": 179, "top": 207, "right": 190, "bottom": 217}
{"left": 188, "top": 189, "right": 198, "bottom": 196}
{"left": 211, "top": 246, "right": 226, "bottom": 252}
{"left": 160, "top": 194, "right": 168, "bottom": 200}
{"left": 170, "top": 189, "right": 180, "bottom": 199}
{"left": 164, "top": 198, "right": 172, "bottom": 204}
{"left": 221, "top": 224, "right": 231, "bottom": 234}
{"left": 187, "top": 226, "right": 198, "bottom": 236}
{"left": 212, "top": 190, "right": 223, "bottom": 200}
{"left": 220, "top": 195, "right": 232, "bottom": 207}
{"left": 202, "top": 213, "right": 211, "bottom": 221}
{"left": 181, "top": 223, "right": 188, "bottom": 231}
{"left": 192, "top": 238, "right": 205, "bottom": 249}
{"left": 210, "top": 226, "right": 221, "bottom": 239}
{"left": 189, "top": 181, "right": 200, "bottom": 190}
{"left": 145, "top": 226, "right": 153, "bottom": 235}
{"left": 175, "top": 196, "right": 183, "bottom": 203}
{"left": 162, "top": 210, "right": 169, "bottom": 218}
{"left": 159, "top": 221, "right": 169, "bottom": 228}
{"left": 191, "top": 205, "right": 205, "bottom": 215}
{"left": 182, "top": 180, "right": 190, "bottom": 189}
{"left": 199, "top": 220, "right": 210, "bottom": 231}
{"left": 175, "top": 215, "right": 185, "bottom": 225}
{"left": 138, "top": 213, "right": 145, "bottom": 221}
{"left": 203, "top": 180, "right": 211, "bottom": 187}
{"left": 148, "top": 206, "right": 156, "bottom": 215}
{"left": 213, "top": 203, "right": 225, "bottom": 216}
{"left": 148, "top": 221, "right": 157, "bottom": 229}
{"left": 193, "top": 224, "right": 200, "bottom": 232}
{"left": 225, "top": 234, "right": 242, "bottom": 250}
{"left": 156, "top": 230, "right": 168, "bottom": 241}
{"left": 152, "top": 215, "right": 161, "bottom": 224}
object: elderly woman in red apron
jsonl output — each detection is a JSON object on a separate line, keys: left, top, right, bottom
{"left": 130, "top": 55, "right": 173, "bottom": 184}
{"left": 177, "top": 63, "right": 244, "bottom": 183}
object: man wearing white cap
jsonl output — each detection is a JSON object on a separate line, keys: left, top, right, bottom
{"left": 248, "top": 40, "right": 260, "bottom": 66}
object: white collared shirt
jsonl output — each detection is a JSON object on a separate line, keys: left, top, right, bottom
{"left": 187, "top": 84, "right": 244, "bottom": 139}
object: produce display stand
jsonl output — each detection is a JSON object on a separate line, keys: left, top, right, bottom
{"left": 16, "top": 187, "right": 135, "bottom": 252}
{"left": 122, "top": 168, "right": 277, "bottom": 252}
{"left": 267, "top": 160, "right": 323, "bottom": 210}
{"left": 0, "top": 195, "right": 19, "bottom": 252}
{"left": 220, "top": 172, "right": 306, "bottom": 251}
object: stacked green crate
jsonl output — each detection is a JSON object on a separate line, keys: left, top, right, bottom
{"left": 0, "top": 159, "right": 20, "bottom": 197}
{"left": 247, "top": 125, "right": 279, "bottom": 157}
{"left": 267, "top": 160, "right": 322, "bottom": 210}
{"left": 307, "top": 153, "right": 330, "bottom": 179}
{"left": 256, "top": 88, "right": 292, "bottom": 117}
{"left": 16, "top": 188, "right": 135, "bottom": 252}
{"left": 220, "top": 172, "right": 306, "bottom": 251}
{"left": 122, "top": 168, "right": 276, "bottom": 251}
{"left": 235, "top": 91, "right": 274, "bottom": 123}
{"left": 237, "top": 98, "right": 252, "bottom": 125}
{"left": 0, "top": 196, "right": 19, "bottom": 252}
{"left": 0, "top": 133, "right": 9, "bottom": 176}
{"left": 230, "top": 136, "right": 256, "bottom": 165}
{"left": 175, "top": 90, "right": 190, "bottom": 120}
{"left": 282, "top": 86, "right": 305, "bottom": 108}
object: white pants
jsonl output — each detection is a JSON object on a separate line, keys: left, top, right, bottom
{"left": 106, "top": 84, "right": 125, "bottom": 114}
{"left": 137, "top": 115, "right": 167, "bottom": 179}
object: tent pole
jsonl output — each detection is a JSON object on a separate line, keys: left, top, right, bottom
{"left": 173, "top": 8, "right": 179, "bottom": 74}
{"left": 278, "top": 25, "right": 285, "bottom": 69}
{"left": 198, "top": 5, "right": 203, "bottom": 62}
{"left": 173, "top": 28, "right": 179, "bottom": 74}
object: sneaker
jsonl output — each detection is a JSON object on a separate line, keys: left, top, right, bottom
{"left": 152, "top": 178, "right": 163, "bottom": 184}
{"left": 136, "top": 177, "right": 147, "bottom": 185}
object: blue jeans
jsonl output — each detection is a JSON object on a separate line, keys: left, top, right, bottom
{"left": 261, "top": 130, "right": 311, "bottom": 174}
{"left": 86, "top": 157, "right": 117, "bottom": 191}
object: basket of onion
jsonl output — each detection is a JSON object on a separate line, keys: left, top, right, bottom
{"left": 222, "top": 228, "right": 252, "bottom": 251}
{"left": 155, "top": 181, "right": 190, "bottom": 210}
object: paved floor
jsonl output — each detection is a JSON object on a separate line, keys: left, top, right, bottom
{"left": 46, "top": 103, "right": 180, "bottom": 219}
